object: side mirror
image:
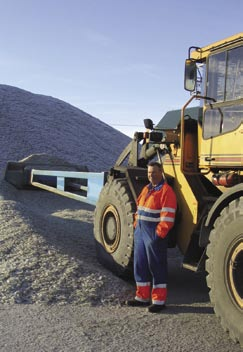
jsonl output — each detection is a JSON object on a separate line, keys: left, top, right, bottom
{"left": 144, "top": 119, "right": 154, "bottom": 130}
{"left": 184, "top": 59, "right": 197, "bottom": 91}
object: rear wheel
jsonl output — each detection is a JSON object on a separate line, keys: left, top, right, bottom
{"left": 94, "top": 179, "right": 136, "bottom": 277}
{"left": 206, "top": 197, "right": 243, "bottom": 346}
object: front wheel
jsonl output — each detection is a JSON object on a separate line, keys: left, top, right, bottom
{"left": 94, "top": 179, "right": 136, "bottom": 277}
{"left": 206, "top": 197, "right": 243, "bottom": 346}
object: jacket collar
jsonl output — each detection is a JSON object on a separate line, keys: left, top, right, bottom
{"left": 147, "top": 179, "right": 164, "bottom": 192}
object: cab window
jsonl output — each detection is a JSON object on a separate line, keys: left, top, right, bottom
{"left": 203, "top": 104, "right": 243, "bottom": 139}
{"left": 206, "top": 46, "right": 243, "bottom": 102}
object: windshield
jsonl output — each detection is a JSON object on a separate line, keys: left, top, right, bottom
{"left": 206, "top": 46, "right": 243, "bottom": 102}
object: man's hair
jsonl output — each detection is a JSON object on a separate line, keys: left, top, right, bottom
{"left": 147, "top": 161, "right": 162, "bottom": 169}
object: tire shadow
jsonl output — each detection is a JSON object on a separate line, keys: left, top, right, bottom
{"left": 166, "top": 248, "right": 212, "bottom": 313}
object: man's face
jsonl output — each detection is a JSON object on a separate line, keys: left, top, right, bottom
{"left": 147, "top": 165, "right": 163, "bottom": 186}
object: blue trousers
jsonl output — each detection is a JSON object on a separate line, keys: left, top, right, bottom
{"left": 134, "top": 222, "right": 168, "bottom": 286}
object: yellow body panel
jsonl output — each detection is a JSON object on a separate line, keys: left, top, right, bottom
{"left": 163, "top": 154, "right": 198, "bottom": 254}
{"left": 200, "top": 123, "right": 243, "bottom": 168}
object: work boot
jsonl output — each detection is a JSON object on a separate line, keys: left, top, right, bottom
{"left": 126, "top": 299, "right": 150, "bottom": 307}
{"left": 148, "top": 304, "right": 166, "bottom": 313}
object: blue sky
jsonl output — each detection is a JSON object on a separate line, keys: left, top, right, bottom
{"left": 0, "top": 0, "right": 243, "bottom": 136}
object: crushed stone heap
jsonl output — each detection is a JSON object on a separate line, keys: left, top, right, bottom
{"left": 0, "top": 84, "right": 131, "bottom": 173}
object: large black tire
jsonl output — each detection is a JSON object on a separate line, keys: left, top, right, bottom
{"left": 94, "top": 179, "right": 136, "bottom": 277}
{"left": 206, "top": 197, "right": 243, "bottom": 346}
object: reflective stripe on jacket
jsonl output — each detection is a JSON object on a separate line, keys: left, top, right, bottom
{"left": 134, "top": 181, "right": 177, "bottom": 239}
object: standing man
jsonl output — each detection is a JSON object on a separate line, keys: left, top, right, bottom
{"left": 126, "top": 161, "right": 177, "bottom": 313}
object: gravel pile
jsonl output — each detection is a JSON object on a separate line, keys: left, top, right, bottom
{"left": 0, "top": 85, "right": 133, "bottom": 306}
{"left": 0, "top": 84, "right": 130, "bottom": 172}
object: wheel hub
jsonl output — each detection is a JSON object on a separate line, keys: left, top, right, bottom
{"left": 227, "top": 237, "right": 243, "bottom": 309}
{"left": 101, "top": 205, "right": 121, "bottom": 253}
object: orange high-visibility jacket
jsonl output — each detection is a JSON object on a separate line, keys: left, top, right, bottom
{"left": 134, "top": 181, "right": 177, "bottom": 239}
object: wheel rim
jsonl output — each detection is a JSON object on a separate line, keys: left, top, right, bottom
{"left": 101, "top": 205, "right": 121, "bottom": 253}
{"left": 227, "top": 235, "right": 243, "bottom": 309}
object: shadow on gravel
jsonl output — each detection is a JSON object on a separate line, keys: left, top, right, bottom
{"left": 0, "top": 180, "right": 97, "bottom": 256}
{"left": 165, "top": 304, "right": 214, "bottom": 315}
{"left": 167, "top": 262, "right": 210, "bottom": 306}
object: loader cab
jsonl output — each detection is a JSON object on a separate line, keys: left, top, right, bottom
{"left": 184, "top": 34, "right": 243, "bottom": 175}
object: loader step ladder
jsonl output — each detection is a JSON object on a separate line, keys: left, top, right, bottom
{"left": 30, "top": 169, "right": 106, "bottom": 206}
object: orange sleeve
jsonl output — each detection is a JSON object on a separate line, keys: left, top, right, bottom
{"left": 156, "top": 185, "right": 177, "bottom": 238}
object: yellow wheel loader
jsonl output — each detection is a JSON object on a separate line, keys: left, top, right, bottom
{"left": 94, "top": 33, "right": 243, "bottom": 346}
